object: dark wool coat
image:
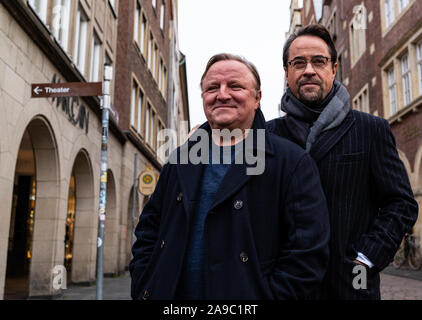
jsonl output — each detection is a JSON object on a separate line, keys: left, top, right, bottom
{"left": 266, "top": 110, "right": 418, "bottom": 299}
{"left": 130, "top": 109, "right": 330, "bottom": 300}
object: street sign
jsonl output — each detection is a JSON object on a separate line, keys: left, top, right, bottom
{"left": 31, "top": 82, "right": 102, "bottom": 98}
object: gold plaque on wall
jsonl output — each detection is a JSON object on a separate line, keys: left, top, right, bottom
{"left": 138, "top": 170, "right": 157, "bottom": 196}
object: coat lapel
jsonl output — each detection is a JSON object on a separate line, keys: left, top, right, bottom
{"left": 310, "top": 110, "right": 355, "bottom": 163}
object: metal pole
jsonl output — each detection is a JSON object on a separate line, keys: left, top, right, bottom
{"left": 130, "top": 153, "right": 138, "bottom": 259}
{"left": 96, "top": 64, "right": 113, "bottom": 300}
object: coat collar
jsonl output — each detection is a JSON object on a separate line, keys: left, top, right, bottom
{"left": 175, "top": 108, "right": 273, "bottom": 215}
{"left": 309, "top": 110, "right": 356, "bottom": 163}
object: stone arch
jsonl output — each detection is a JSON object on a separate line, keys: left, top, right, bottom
{"left": 66, "top": 149, "right": 96, "bottom": 284}
{"left": 122, "top": 186, "right": 143, "bottom": 270}
{"left": 104, "top": 169, "right": 119, "bottom": 275}
{"left": 4, "top": 115, "right": 60, "bottom": 298}
{"left": 397, "top": 149, "right": 412, "bottom": 184}
{"left": 412, "top": 144, "right": 422, "bottom": 244}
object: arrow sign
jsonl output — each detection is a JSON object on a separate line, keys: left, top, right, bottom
{"left": 31, "top": 82, "right": 102, "bottom": 98}
{"left": 33, "top": 86, "right": 43, "bottom": 95}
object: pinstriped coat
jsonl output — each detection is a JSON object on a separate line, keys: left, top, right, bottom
{"left": 267, "top": 110, "right": 418, "bottom": 299}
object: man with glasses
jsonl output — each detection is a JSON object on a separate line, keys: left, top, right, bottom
{"left": 267, "top": 24, "right": 418, "bottom": 299}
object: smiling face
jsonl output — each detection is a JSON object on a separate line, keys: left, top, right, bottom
{"left": 285, "top": 35, "right": 337, "bottom": 105}
{"left": 201, "top": 60, "right": 261, "bottom": 131}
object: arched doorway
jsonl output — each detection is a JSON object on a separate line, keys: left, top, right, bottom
{"left": 5, "top": 117, "right": 59, "bottom": 299}
{"left": 4, "top": 131, "right": 36, "bottom": 299}
{"left": 68, "top": 150, "right": 95, "bottom": 284}
{"left": 104, "top": 169, "right": 118, "bottom": 275}
{"left": 124, "top": 187, "right": 142, "bottom": 269}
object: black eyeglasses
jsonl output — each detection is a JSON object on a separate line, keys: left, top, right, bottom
{"left": 288, "top": 55, "right": 332, "bottom": 70}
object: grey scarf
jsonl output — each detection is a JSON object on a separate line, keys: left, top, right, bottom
{"left": 281, "top": 80, "right": 351, "bottom": 152}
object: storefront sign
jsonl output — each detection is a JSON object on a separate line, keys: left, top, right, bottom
{"left": 31, "top": 82, "right": 102, "bottom": 98}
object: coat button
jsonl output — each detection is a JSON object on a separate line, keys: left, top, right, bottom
{"left": 142, "top": 289, "right": 149, "bottom": 300}
{"left": 177, "top": 192, "right": 183, "bottom": 202}
{"left": 240, "top": 252, "right": 248, "bottom": 263}
{"left": 161, "top": 240, "right": 165, "bottom": 249}
{"left": 234, "top": 200, "right": 243, "bottom": 210}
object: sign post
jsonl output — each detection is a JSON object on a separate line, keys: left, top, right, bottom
{"left": 131, "top": 153, "right": 138, "bottom": 260}
{"left": 96, "top": 64, "right": 113, "bottom": 300}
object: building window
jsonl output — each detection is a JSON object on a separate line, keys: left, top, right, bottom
{"left": 157, "top": 120, "right": 166, "bottom": 162}
{"left": 399, "top": 0, "right": 409, "bottom": 13}
{"left": 89, "top": 34, "right": 101, "bottom": 82}
{"left": 387, "top": 66, "right": 397, "bottom": 115}
{"left": 134, "top": 3, "right": 147, "bottom": 56}
{"left": 384, "top": 0, "right": 395, "bottom": 28}
{"left": 52, "top": 0, "right": 71, "bottom": 51}
{"left": 152, "top": 43, "right": 158, "bottom": 79}
{"left": 134, "top": 2, "right": 140, "bottom": 43}
{"left": 73, "top": 6, "right": 89, "bottom": 75}
{"left": 145, "top": 104, "right": 155, "bottom": 147}
{"left": 160, "top": 1, "right": 165, "bottom": 31}
{"left": 148, "top": 33, "right": 153, "bottom": 71}
{"left": 417, "top": 41, "right": 422, "bottom": 95}
{"left": 350, "top": 4, "right": 367, "bottom": 65}
{"left": 28, "top": 0, "right": 48, "bottom": 24}
{"left": 327, "top": 11, "right": 337, "bottom": 40}
{"left": 401, "top": 54, "right": 412, "bottom": 106}
{"left": 152, "top": 0, "right": 156, "bottom": 10}
{"left": 130, "top": 81, "right": 144, "bottom": 135}
{"left": 353, "top": 86, "right": 369, "bottom": 113}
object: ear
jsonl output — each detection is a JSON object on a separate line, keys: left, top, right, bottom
{"left": 284, "top": 66, "right": 289, "bottom": 81}
{"left": 255, "top": 90, "right": 262, "bottom": 110}
{"left": 332, "top": 62, "right": 338, "bottom": 77}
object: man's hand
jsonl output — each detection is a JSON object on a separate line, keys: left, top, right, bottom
{"left": 353, "top": 259, "right": 368, "bottom": 268}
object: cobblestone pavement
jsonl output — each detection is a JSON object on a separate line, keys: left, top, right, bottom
{"left": 51, "top": 265, "right": 422, "bottom": 300}
{"left": 380, "top": 265, "right": 422, "bottom": 300}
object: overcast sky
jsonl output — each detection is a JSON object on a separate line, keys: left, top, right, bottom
{"left": 177, "top": 1, "right": 291, "bottom": 129}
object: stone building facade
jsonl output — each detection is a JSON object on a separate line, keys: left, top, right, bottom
{"left": 0, "top": 0, "right": 189, "bottom": 299}
{"left": 288, "top": 0, "right": 422, "bottom": 248}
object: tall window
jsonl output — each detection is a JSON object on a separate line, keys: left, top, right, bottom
{"left": 145, "top": 104, "right": 151, "bottom": 145}
{"left": 152, "top": 0, "right": 156, "bottom": 10}
{"left": 387, "top": 67, "right": 397, "bottom": 115}
{"left": 131, "top": 82, "right": 137, "bottom": 129}
{"left": 401, "top": 54, "right": 412, "bottom": 106}
{"left": 384, "top": 0, "right": 395, "bottom": 28}
{"left": 89, "top": 34, "right": 101, "bottom": 82}
{"left": 52, "top": 0, "right": 71, "bottom": 51}
{"left": 353, "top": 88, "right": 369, "bottom": 113}
{"left": 399, "top": 0, "right": 409, "bottom": 13}
{"left": 134, "top": 3, "right": 140, "bottom": 43}
{"left": 157, "top": 120, "right": 166, "bottom": 162}
{"left": 73, "top": 7, "right": 89, "bottom": 75}
{"left": 350, "top": 5, "right": 367, "bottom": 64}
{"left": 148, "top": 33, "right": 153, "bottom": 70}
{"left": 417, "top": 41, "right": 422, "bottom": 95}
{"left": 28, "top": 0, "right": 48, "bottom": 23}
{"left": 130, "top": 81, "right": 144, "bottom": 134}
{"left": 140, "top": 14, "right": 147, "bottom": 55}
{"left": 134, "top": 3, "right": 147, "bottom": 56}
{"left": 152, "top": 43, "right": 158, "bottom": 78}
{"left": 160, "top": 1, "right": 165, "bottom": 31}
